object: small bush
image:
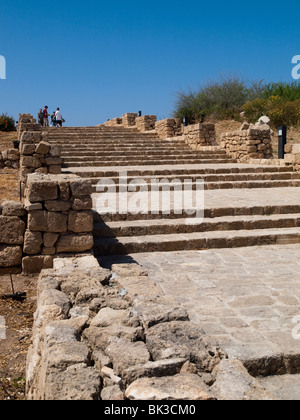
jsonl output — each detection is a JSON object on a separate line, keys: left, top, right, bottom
{"left": 0, "top": 114, "right": 16, "bottom": 132}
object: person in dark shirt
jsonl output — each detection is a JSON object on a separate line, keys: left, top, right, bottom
{"left": 38, "top": 109, "right": 43, "bottom": 126}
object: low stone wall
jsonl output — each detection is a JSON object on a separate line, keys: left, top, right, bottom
{"left": 155, "top": 118, "right": 182, "bottom": 139}
{"left": 17, "top": 113, "right": 40, "bottom": 138}
{"left": 104, "top": 118, "right": 123, "bottom": 127}
{"left": 22, "top": 173, "right": 94, "bottom": 274}
{"left": 221, "top": 123, "right": 273, "bottom": 162}
{"left": 26, "top": 255, "right": 274, "bottom": 400}
{"left": 0, "top": 201, "right": 26, "bottom": 273}
{"left": 20, "top": 131, "right": 62, "bottom": 194}
{"left": 183, "top": 123, "right": 216, "bottom": 149}
{"left": 136, "top": 115, "right": 157, "bottom": 132}
{"left": 122, "top": 113, "right": 137, "bottom": 127}
{"left": 285, "top": 144, "right": 300, "bottom": 171}
{"left": 0, "top": 148, "right": 20, "bottom": 169}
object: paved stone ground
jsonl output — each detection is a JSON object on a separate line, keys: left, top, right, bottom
{"left": 259, "top": 374, "right": 300, "bottom": 400}
{"left": 100, "top": 244, "right": 300, "bottom": 383}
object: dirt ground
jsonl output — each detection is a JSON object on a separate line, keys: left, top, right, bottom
{"left": 0, "top": 274, "right": 37, "bottom": 400}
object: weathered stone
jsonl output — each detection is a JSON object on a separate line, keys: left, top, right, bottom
{"left": 105, "top": 339, "right": 150, "bottom": 376}
{"left": 133, "top": 296, "right": 189, "bottom": 328}
{"left": 48, "top": 165, "right": 61, "bottom": 175}
{"left": 28, "top": 211, "right": 68, "bottom": 233}
{"left": 26, "top": 176, "right": 58, "bottom": 202}
{"left": 90, "top": 307, "right": 128, "bottom": 328}
{"left": 56, "top": 233, "right": 93, "bottom": 253}
{"left": 43, "top": 232, "right": 59, "bottom": 248}
{"left": 22, "top": 144, "right": 36, "bottom": 155}
{"left": 70, "top": 180, "right": 93, "bottom": 197}
{"left": 122, "top": 358, "right": 187, "bottom": 386}
{"left": 83, "top": 325, "right": 144, "bottom": 353}
{"left": 211, "top": 359, "right": 275, "bottom": 400}
{"left": 35, "top": 141, "right": 50, "bottom": 155}
{"left": 0, "top": 216, "right": 26, "bottom": 245}
{"left": 43, "top": 364, "right": 101, "bottom": 400}
{"left": 44, "top": 200, "right": 71, "bottom": 212}
{"left": 125, "top": 374, "right": 215, "bottom": 400}
{"left": 146, "top": 321, "right": 226, "bottom": 373}
{"left": 1, "top": 201, "right": 26, "bottom": 217}
{"left": 23, "top": 230, "right": 43, "bottom": 255}
{"left": 101, "top": 385, "right": 125, "bottom": 401}
{"left": 71, "top": 196, "right": 93, "bottom": 211}
{"left": 112, "top": 263, "right": 148, "bottom": 278}
{"left": 0, "top": 245, "right": 22, "bottom": 267}
{"left": 22, "top": 156, "right": 42, "bottom": 169}
{"left": 68, "top": 211, "right": 93, "bottom": 233}
{"left": 22, "top": 255, "right": 53, "bottom": 274}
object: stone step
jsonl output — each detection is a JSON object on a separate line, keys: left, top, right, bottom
{"left": 61, "top": 150, "right": 227, "bottom": 157}
{"left": 67, "top": 165, "right": 293, "bottom": 178}
{"left": 86, "top": 171, "right": 299, "bottom": 185}
{"left": 63, "top": 159, "right": 235, "bottom": 167}
{"left": 62, "top": 153, "right": 233, "bottom": 162}
{"left": 93, "top": 227, "right": 300, "bottom": 255}
{"left": 94, "top": 213, "right": 300, "bottom": 238}
{"left": 92, "top": 202, "right": 300, "bottom": 222}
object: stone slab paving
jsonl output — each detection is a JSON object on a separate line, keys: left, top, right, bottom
{"left": 100, "top": 245, "right": 300, "bottom": 369}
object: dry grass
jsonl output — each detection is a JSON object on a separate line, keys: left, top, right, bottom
{"left": 0, "top": 132, "right": 18, "bottom": 152}
{"left": 0, "top": 132, "right": 20, "bottom": 204}
{"left": 0, "top": 274, "right": 37, "bottom": 400}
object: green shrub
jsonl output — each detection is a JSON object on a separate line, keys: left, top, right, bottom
{"left": 243, "top": 96, "right": 300, "bottom": 127}
{"left": 173, "top": 76, "right": 265, "bottom": 123}
{"left": 261, "top": 82, "right": 300, "bottom": 101}
{"left": 0, "top": 114, "right": 16, "bottom": 132}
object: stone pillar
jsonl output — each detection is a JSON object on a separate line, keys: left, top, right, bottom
{"left": 285, "top": 144, "right": 300, "bottom": 171}
{"left": 136, "top": 115, "right": 157, "bottom": 132}
{"left": 22, "top": 173, "right": 94, "bottom": 274}
{"left": 183, "top": 123, "right": 216, "bottom": 149}
{"left": 0, "top": 201, "right": 26, "bottom": 274}
{"left": 122, "top": 113, "right": 137, "bottom": 127}
{"left": 20, "top": 131, "right": 62, "bottom": 194}
{"left": 155, "top": 119, "right": 182, "bottom": 139}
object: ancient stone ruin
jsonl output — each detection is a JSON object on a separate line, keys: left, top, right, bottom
{"left": 1, "top": 111, "right": 300, "bottom": 400}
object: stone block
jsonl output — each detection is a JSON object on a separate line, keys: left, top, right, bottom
{"left": 35, "top": 141, "right": 50, "bottom": 155}
{"left": 44, "top": 200, "right": 72, "bottom": 212}
{"left": 56, "top": 233, "right": 93, "bottom": 253}
{"left": 48, "top": 165, "right": 62, "bottom": 175}
{"left": 70, "top": 180, "right": 93, "bottom": 197}
{"left": 28, "top": 211, "right": 68, "bottom": 233}
{"left": 26, "top": 175, "right": 58, "bottom": 202}
{"left": 23, "top": 230, "right": 43, "bottom": 255}
{"left": 22, "top": 255, "right": 54, "bottom": 274}
{"left": 1, "top": 201, "right": 26, "bottom": 217}
{"left": 0, "top": 216, "right": 26, "bottom": 245}
{"left": 44, "top": 233, "right": 59, "bottom": 248}
{"left": 71, "top": 196, "right": 93, "bottom": 211}
{"left": 22, "top": 156, "right": 42, "bottom": 169}
{"left": 68, "top": 211, "right": 93, "bottom": 233}
{"left": 0, "top": 245, "right": 22, "bottom": 267}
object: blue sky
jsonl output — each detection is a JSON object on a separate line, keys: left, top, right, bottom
{"left": 0, "top": 0, "right": 299, "bottom": 126}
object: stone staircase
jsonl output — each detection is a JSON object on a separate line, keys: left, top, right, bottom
{"left": 46, "top": 126, "right": 300, "bottom": 256}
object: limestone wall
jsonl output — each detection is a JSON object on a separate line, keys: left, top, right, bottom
{"left": 20, "top": 131, "right": 62, "bottom": 194}
{"left": 183, "top": 123, "right": 216, "bottom": 149}
{"left": 26, "top": 255, "right": 227, "bottom": 400}
{"left": 0, "top": 201, "right": 26, "bottom": 273}
{"left": 136, "top": 115, "right": 157, "bottom": 132}
{"left": 285, "top": 144, "right": 300, "bottom": 171}
{"left": 221, "top": 123, "right": 273, "bottom": 162}
{"left": 155, "top": 118, "right": 182, "bottom": 139}
{"left": 122, "top": 113, "right": 137, "bottom": 127}
{"left": 17, "top": 113, "right": 40, "bottom": 138}
{"left": 22, "top": 173, "right": 94, "bottom": 274}
{"left": 104, "top": 118, "right": 123, "bottom": 127}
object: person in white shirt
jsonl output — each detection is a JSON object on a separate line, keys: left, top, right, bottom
{"left": 55, "top": 108, "right": 63, "bottom": 127}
